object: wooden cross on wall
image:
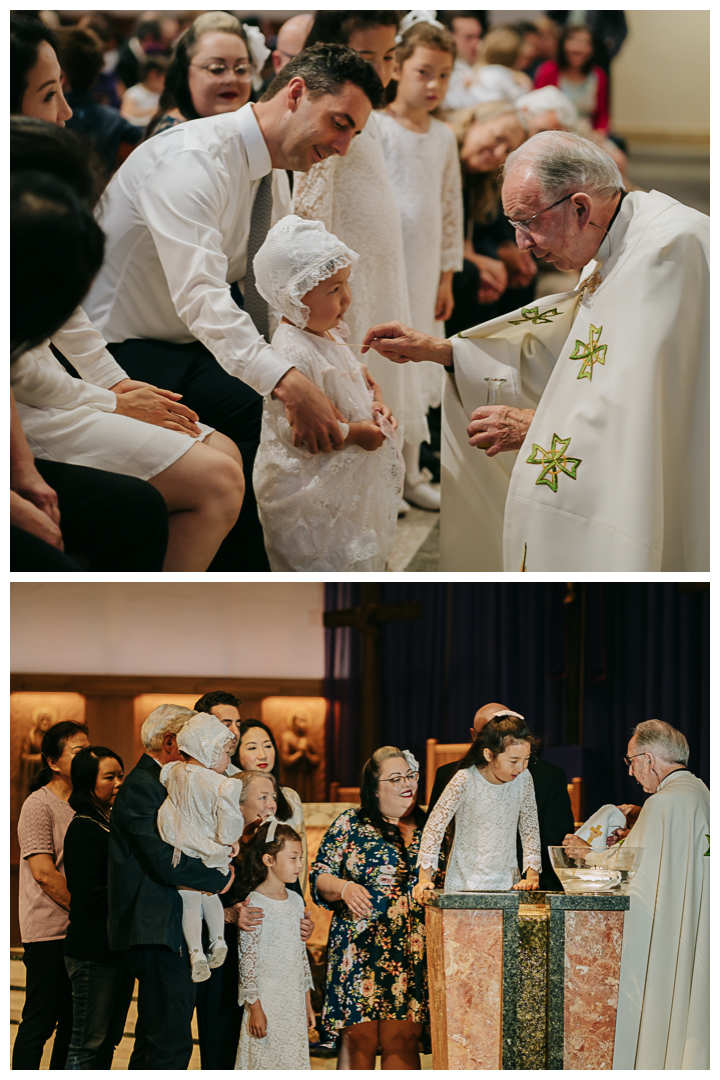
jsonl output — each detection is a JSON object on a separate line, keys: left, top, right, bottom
{"left": 323, "top": 585, "right": 422, "bottom": 766}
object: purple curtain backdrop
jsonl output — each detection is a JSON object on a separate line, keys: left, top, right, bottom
{"left": 323, "top": 583, "right": 709, "bottom": 813}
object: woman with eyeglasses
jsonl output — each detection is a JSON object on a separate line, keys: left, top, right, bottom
{"left": 311, "top": 746, "right": 440, "bottom": 1069}
{"left": 145, "top": 12, "right": 264, "bottom": 139}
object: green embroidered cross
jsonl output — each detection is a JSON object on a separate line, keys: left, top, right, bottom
{"left": 508, "top": 306, "right": 563, "bottom": 325}
{"left": 570, "top": 323, "right": 607, "bottom": 381}
{"left": 526, "top": 433, "right": 582, "bottom": 493}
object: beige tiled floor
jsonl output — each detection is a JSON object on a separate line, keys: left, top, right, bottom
{"left": 11, "top": 957, "right": 433, "bottom": 1070}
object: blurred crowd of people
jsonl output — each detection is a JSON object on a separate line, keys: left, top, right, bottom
{"left": 10, "top": 9, "right": 631, "bottom": 572}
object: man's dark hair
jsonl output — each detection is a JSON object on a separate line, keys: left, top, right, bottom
{"left": 10, "top": 116, "right": 103, "bottom": 208}
{"left": 438, "top": 10, "right": 488, "bottom": 34}
{"left": 305, "top": 11, "right": 399, "bottom": 49}
{"left": 27, "top": 721, "right": 90, "bottom": 793}
{"left": 11, "top": 172, "right": 105, "bottom": 361}
{"left": 54, "top": 27, "right": 104, "bottom": 94}
{"left": 69, "top": 745, "right": 124, "bottom": 814}
{"left": 135, "top": 19, "right": 162, "bottom": 44}
{"left": 194, "top": 690, "right": 243, "bottom": 714}
{"left": 259, "top": 42, "right": 383, "bottom": 110}
{"left": 10, "top": 15, "right": 58, "bottom": 113}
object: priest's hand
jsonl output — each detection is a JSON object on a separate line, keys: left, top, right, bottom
{"left": 467, "top": 406, "right": 535, "bottom": 456}
{"left": 562, "top": 834, "right": 592, "bottom": 858}
{"left": 513, "top": 868, "right": 540, "bottom": 891}
{"left": 361, "top": 322, "right": 453, "bottom": 366}
{"left": 272, "top": 367, "right": 346, "bottom": 453}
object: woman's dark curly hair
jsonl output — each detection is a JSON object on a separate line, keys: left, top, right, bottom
{"left": 235, "top": 719, "right": 292, "bottom": 823}
{"left": 456, "top": 714, "right": 533, "bottom": 772}
{"left": 357, "top": 746, "right": 426, "bottom": 863}
{"left": 241, "top": 821, "right": 302, "bottom": 895}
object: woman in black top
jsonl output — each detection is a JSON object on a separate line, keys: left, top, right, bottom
{"left": 63, "top": 746, "right": 135, "bottom": 1069}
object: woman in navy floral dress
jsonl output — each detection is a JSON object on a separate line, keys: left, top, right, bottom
{"left": 311, "top": 746, "right": 444, "bottom": 1069}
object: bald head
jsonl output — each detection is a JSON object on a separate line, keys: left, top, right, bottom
{"left": 473, "top": 702, "right": 511, "bottom": 736}
{"left": 273, "top": 13, "right": 313, "bottom": 72}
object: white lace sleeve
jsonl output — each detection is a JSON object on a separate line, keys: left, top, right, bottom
{"left": 519, "top": 772, "right": 542, "bottom": 874}
{"left": 440, "top": 128, "right": 464, "bottom": 274}
{"left": 418, "top": 769, "right": 469, "bottom": 872}
{"left": 238, "top": 919, "right": 262, "bottom": 1006}
{"left": 292, "top": 157, "right": 337, "bottom": 230}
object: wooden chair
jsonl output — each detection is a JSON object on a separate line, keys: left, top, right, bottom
{"left": 425, "top": 739, "right": 471, "bottom": 804}
{"left": 567, "top": 776, "right": 585, "bottom": 826}
{"left": 328, "top": 782, "right": 360, "bottom": 804}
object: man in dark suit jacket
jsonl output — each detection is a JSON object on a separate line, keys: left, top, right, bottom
{"left": 427, "top": 702, "right": 575, "bottom": 890}
{"left": 108, "top": 704, "right": 233, "bottom": 1070}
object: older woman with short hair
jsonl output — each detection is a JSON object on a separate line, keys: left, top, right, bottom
{"left": 311, "top": 746, "right": 443, "bottom": 1070}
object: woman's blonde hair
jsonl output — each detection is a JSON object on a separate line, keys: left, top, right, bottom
{"left": 451, "top": 101, "right": 527, "bottom": 223}
{"left": 481, "top": 25, "right": 523, "bottom": 69}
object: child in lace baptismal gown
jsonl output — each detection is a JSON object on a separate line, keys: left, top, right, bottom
{"left": 157, "top": 714, "right": 243, "bottom": 982}
{"left": 252, "top": 215, "right": 403, "bottom": 571}
{"left": 414, "top": 715, "right": 542, "bottom": 900}
{"left": 235, "top": 821, "right": 314, "bottom": 1071}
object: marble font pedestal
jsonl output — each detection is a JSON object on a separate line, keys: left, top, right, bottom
{"left": 425, "top": 890, "right": 629, "bottom": 1070}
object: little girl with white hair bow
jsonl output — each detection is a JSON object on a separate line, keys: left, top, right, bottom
{"left": 252, "top": 214, "right": 404, "bottom": 571}
{"left": 157, "top": 713, "right": 244, "bottom": 983}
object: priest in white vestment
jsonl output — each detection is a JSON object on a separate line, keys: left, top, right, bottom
{"left": 362, "top": 131, "right": 709, "bottom": 571}
{"left": 564, "top": 720, "right": 709, "bottom": 1070}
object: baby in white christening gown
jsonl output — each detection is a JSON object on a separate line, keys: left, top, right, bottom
{"left": 157, "top": 713, "right": 243, "bottom": 982}
{"left": 252, "top": 215, "right": 404, "bottom": 571}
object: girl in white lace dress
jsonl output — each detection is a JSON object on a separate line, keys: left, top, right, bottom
{"left": 414, "top": 715, "right": 542, "bottom": 898}
{"left": 157, "top": 714, "right": 243, "bottom": 982}
{"left": 375, "top": 17, "right": 464, "bottom": 446}
{"left": 252, "top": 215, "right": 403, "bottom": 571}
{"left": 235, "top": 821, "right": 314, "bottom": 1071}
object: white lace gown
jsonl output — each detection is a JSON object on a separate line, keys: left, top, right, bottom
{"left": 157, "top": 762, "right": 243, "bottom": 870}
{"left": 374, "top": 112, "right": 464, "bottom": 412}
{"left": 418, "top": 766, "right": 542, "bottom": 891}
{"left": 236, "top": 889, "right": 314, "bottom": 1071}
{"left": 253, "top": 323, "right": 403, "bottom": 571}
{"left": 293, "top": 111, "right": 429, "bottom": 447}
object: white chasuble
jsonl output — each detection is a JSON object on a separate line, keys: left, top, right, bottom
{"left": 613, "top": 771, "right": 709, "bottom": 1070}
{"left": 443, "top": 190, "right": 709, "bottom": 571}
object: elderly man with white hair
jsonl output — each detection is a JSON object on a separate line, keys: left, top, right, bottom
{"left": 564, "top": 720, "right": 709, "bottom": 1069}
{"left": 108, "top": 704, "right": 235, "bottom": 1070}
{"left": 364, "top": 130, "right": 709, "bottom": 571}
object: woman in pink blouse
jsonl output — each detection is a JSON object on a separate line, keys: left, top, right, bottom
{"left": 13, "top": 721, "right": 89, "bottom": 1069}
{"left": 534, "top": 24, "right": 608, "bottom": 134}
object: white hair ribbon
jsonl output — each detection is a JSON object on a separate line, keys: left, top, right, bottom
{"left": 397, "top": 9, "right": 445, "bottom": 41}
{"left": 403, "top": 749, "right": 420, "bottom": 773}
{"left": 244, "top": 24, "right": 270, "bottom": 91}
{"left": 265, "top": 814, "right": 279, "bottom": 843}
{"left": 492, "top": 710, "right": 525, "bottom": 721}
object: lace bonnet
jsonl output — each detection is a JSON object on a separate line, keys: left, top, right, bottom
{"left": 176, "top": 712, "right": 234, "bottom": 769}
{"left": 253, "top": 214, "right": 359, "bottom": 329}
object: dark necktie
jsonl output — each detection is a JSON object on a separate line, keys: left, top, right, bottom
{"left": 244, "top": 172, "right": 273, "bottom": 340}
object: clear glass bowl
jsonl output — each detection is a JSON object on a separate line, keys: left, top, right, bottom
{"left": 548, "top": 846, "right": 643, "bottom": 894}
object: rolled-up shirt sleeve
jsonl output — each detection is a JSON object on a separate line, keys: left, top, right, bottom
{"left": 134, "top": 151, "right": 292, "bottom": 396}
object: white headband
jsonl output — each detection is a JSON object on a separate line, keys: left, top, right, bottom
{"left": 397, "top": 9, "right": 445, "bottom": 42}
{"left": 264, "top": 814, "right": 279, "bottom": 843}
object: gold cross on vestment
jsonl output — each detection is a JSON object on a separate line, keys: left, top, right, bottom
{"left": 579, "top": 269, "right": 603, "bottom": 297}
{"left": 508, "top": 305, "right": 563, "bottom": 325}
{"left": 526, "top": 433, "right": 582, "bottom": 493}
{"left": 569, "top": 324, "right": 607, "bottom": 381}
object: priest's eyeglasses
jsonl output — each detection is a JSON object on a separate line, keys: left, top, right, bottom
{"left": 190, "top": 61, "right": 253, "bottom": 80}
{"left": 379, "top": 771, "right": 419, "bottom": 788}
{"left": 506, "top": 191, "right": 576, "bottom": 233}
{"left": 624, "top": 752, "right": 647, "bottom": 768}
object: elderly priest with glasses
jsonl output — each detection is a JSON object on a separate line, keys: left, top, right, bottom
{"left": 363, "top": 131, "right": 709, "bottom": 572}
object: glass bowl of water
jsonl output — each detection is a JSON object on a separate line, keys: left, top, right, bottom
{"left": 548, "top": 846, "right": 643, "bottom": 894}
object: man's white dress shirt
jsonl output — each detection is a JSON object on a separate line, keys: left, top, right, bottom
{"left": 85, "top": 103, "right": 293, "bottom": 397}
